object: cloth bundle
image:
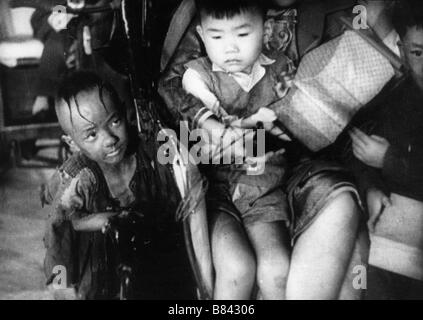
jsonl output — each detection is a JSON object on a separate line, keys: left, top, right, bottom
{"left": 273, "top": 30, "right": 395, "bottom": 151}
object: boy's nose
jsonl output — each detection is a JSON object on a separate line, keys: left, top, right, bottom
{"left": 225, "top": 41, "right": 239, "bottom": 53}
{"left": 103, "top": 131, "right": 118, "bottom": 148}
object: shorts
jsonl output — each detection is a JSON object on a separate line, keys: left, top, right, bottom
{"left": 286, "top": 159, "right": 361, "bottom": 243}
{"left": 206, "top": 159, "right": 361, "bottom": 243}
{"left": 206, "top": 164, "right": 289, "bottom": 226}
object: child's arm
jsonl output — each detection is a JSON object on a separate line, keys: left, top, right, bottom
{"left": 200, "top": 117, "right": 255, "bottom": 162}
{"left": 182, "top": 68, "right": 255, "bottom": 159}
{"left": 232, "top": 108, "right": 292, "bottom": 141}
{"left": 182, "top": 68, "right": 229, "bottom": 119}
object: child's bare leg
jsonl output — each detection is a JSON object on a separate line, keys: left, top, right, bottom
{"left": 339, "top": 226, "right": 370, "bottom": 300}
{"left": 245, "top": 222, "right": 291, "bottom": 300}
{"left": 211, "top": 212, "right": 256, "bottom": 300}
{"left": 286, "top": 193, "right": 360, "bottom": 300}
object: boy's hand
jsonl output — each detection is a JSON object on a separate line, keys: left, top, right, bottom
{"left": 72, "top": 212, "right": 118, "bottom": 232}
{"left": 249, "top": 108, "right": 277, "bottom": 124}
{"left": 262, "top": 122, "right": 292, "bottom": 142}
{"left": 209, "top": 127, "right": 255, "bottom": 163}
{"left": 349, "top": 127, "right": 390, "bottom": 168}
{"left": 234, "top": 108, "right": 277, "bottom": 128}
{"left": 367, "top": 188, "right": 392, "bottom": 232}
{"left": 48, "top": 12, "right": 76, "bottom": 32}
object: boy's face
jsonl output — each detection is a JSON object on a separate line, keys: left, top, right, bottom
{"left": 59, "top": 88, "right": 129, "bottom": 167}
{"left": 197, "top": 10, "right": 264, "bottom": 74}
{"left": 399, "top": 26, "right": 423, "bottom": 90}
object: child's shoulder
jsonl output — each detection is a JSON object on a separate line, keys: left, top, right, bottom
{"left": 59, "top": 152, "right": 99, "bottom": 179}
{"left": 184, "top": 56, "right": 211, "bottom": 71}
{"left": 41, "top": 153, "right": 101, "bottom": 207}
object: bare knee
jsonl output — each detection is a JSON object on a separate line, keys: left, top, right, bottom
{"left": 256, "top": 255, "right": 290, "bottom": 295}
{"left": 215, "top": 251, "right": 256, "bottom": 286}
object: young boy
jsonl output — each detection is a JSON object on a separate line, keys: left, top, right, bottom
{"left": 42, "top": 71, "right": 181, "bottom": 299}
{"left": 182, "top": 0, "right": 292, "bottom": 300}
{"left": 348, "top": 0, "right": 423, "bottom": 299}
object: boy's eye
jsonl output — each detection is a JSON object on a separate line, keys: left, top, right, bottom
{"left": 85, "top": 131, "right": 97, "bottom": 141}
{"left": 411, "top": 50, "right": 423, "bottom": 57}
{"left": 111, "top": 117, "right": 121, "bottom": 126}
{"left": 238, "top": 33, "right": 249, "bottom": 37}
{"left": 211, "top": 35, "right": 222, "bottom": 40}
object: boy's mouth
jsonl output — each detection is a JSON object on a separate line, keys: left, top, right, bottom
{"left": 106, "top": 145, "right": 123, "bottom": 158}
{"left": 225, "top": 59, "right": 242, "bottom": 65}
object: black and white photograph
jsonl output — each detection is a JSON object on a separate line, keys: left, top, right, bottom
{"left": 0, "top": 0, "right": 422, "bottom": 304}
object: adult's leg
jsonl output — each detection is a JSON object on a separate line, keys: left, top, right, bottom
{"left": 245, "top": 222, "right": 291, "bottom": 300}
{"left": 211, "top": 212, "right": 256, "bottom": 300}
{"left": 286, "top": 192, "right": 361, "bottom": 299}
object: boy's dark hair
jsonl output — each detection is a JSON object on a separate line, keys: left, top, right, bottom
{"left": 55, "top": 70, "right": 122, "bottom": 125}
{"left": 195, "top": 0, "right": 266, "bottom": 21}
{"left": 393, "top": 0, "right": 423, "bottom": 39}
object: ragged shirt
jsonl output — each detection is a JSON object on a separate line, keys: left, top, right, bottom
{"left": 42, "top": 141, "right": 179, "bottom": 299}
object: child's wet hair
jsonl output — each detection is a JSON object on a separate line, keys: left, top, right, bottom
{"left": 393, "top": 0, "right": 423, "bottom": 39}
{"left": 195, "top": 0, "right": 266, "bottom": 22}
{"left": 55, "top": 70, "right": 122, "bottom": 127}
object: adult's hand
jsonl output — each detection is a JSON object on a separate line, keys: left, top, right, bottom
{"left": 48, "top": 11, "right": 76, "bottom": 32}
{"left": 366, "top": 187, "right": 392, "bottom": 232}
{"left": 349, "top": 127, "right": 390, "bottom": 168}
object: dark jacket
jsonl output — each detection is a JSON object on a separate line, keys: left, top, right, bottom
{"left": 346, "top": 76, "right": 423, "bottom": 202}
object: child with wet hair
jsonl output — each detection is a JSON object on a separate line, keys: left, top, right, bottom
{"left": 42, "top": 70, "right": 179, "bottom": 299}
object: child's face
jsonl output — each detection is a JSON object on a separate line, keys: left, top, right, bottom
{"left": 61, "top": 88, "right": 129, "bottom": 167}
{"left": 197, "top": 10, "right": 264, "bottom": 74}
{"left": 400, "top": 26, "right": 423, "bottom": 90}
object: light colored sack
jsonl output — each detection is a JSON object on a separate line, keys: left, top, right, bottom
{"left": 275, "top": 30, "right": 395, "bottom": 151}
{"left": 370, "top": 194, "right": 423, "bottom": 280}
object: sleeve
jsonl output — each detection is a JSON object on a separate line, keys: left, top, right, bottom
{"left": 355, "top": 161, "right": 388, "bottom": 196}
{"left": 43, "top": 167, "right": 96, "bottom": 287}
{"left": 382, "top": 144, "right": 423, "bottom": 189}
{"left": 48, "top": 168, "right": 97, "bottom": 225}
{"left": 158, "top": 18, "right": 215, "bottom": 129}
{"left": 338, "top": 126, "right": 388, "bottom": 197}
{"left": 182, "top": 68, "right": 220, "bottom": 112}
{"left": 31, "top": 8, "right": 54, "bottom": 41}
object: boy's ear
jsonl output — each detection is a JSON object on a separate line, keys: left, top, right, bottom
{"left": 61, "top": 135, "right": 80, "bottom": 152}
{"left": 196, "top": 25, "right": 205, "bottom": 42}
